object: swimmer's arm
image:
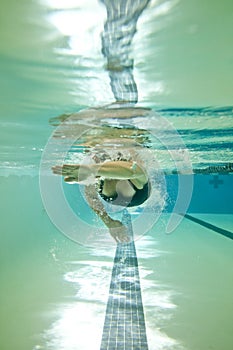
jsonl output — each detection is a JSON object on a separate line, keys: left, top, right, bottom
{"left": 52, "top": 161, "right": 147, "bottom": 188}
{"left": 95, "top": 161, "right": 148, "bottom": 189}
{"left": 85, "top": 185, "right": 130, "bottom": 243}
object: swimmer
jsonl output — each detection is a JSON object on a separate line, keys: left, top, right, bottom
{"left": 52, "top": 159, "right": 151, "bottom": 243}
{"left": 51, "top": 0, "right": 152, "bottom": 243}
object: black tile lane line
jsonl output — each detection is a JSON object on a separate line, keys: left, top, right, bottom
{"left": 179, "top": 213, "right": 233, "bottom": 240}
{"left": 100, "top": 210, "right": 148, "bottom": 350}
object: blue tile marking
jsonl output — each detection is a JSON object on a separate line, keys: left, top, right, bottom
{"left": 165, "top": 174, "right": 233, "bottom": 213}
{"left": 100, "top": 210, "right": 148, "bottom": 350}
{"left": 209, "top": 175, "right": 224, "bottom": 188}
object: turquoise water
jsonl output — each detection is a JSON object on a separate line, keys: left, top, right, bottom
{"left": 0, "top": 0, "right": 233, "bottom": 349}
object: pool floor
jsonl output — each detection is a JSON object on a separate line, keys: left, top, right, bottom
{"left": 0, "top": 175, "right": 232, "bottom": 350}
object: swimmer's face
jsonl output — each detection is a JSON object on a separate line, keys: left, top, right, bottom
{"left": 102, "top": 180, "right": 135, "bottom": 199}
{"left": 99, "top": 178, "right": 150, "bottom": 207}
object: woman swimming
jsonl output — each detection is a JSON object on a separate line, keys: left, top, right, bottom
{"left": 51, "top": 0, "right": 152, "bottom": 243}
{"left": 52, "top": 157, "right": 151, "bottom": 242}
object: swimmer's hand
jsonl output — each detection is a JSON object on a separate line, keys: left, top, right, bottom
{"left": 52, "top": 164, "right": 92, "bottom": 183}
{"left": 107, "top": 219, "right": 130, "bottom": 243}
